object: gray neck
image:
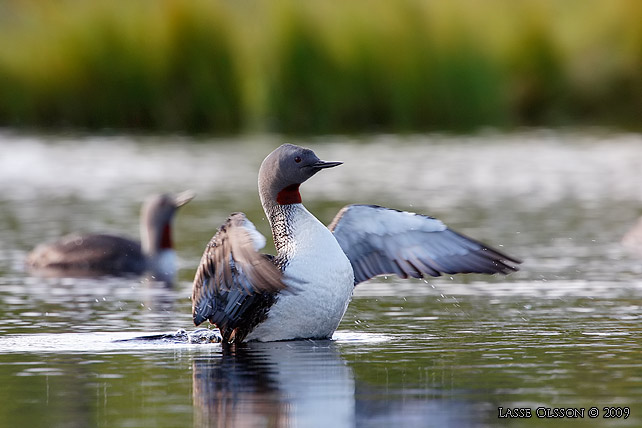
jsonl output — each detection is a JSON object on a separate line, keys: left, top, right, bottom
{"left": 258, "top": 147, "right": 301, "bottom": 215}
{"left": 140, "top": 215, "right": 166, "bottom": 257}
{"left": 259, "top": 164, "right": 298, "bottom": 257}
{"left": 140, "top": 220, "right": 152, "bottom": 256}
{"left": 259, "top": 178, "right": 283, "bottom": 215}
{"left": 259, "top": 190, "right": 276, "bottom": 216}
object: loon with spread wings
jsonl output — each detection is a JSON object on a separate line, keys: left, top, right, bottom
{"left": 192, "top": 144, "right": 520, "bottom": 344}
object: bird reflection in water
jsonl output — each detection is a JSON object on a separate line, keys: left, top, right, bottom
{"left": 191, "top": 337, "right": 481, "bottom": 427}
{"left": 192, "top": 340, "right": 355, "bottom": 428}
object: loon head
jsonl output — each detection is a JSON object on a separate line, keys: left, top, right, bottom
{"left": 140, "top": 190, "right": 194, "bottom": 256}
{"left": 258, "top": 143, "right": 342, "bottom": 209}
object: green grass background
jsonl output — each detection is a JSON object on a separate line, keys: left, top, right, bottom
{"left": 0, "top": 0, "right": 640, "bottom": 134}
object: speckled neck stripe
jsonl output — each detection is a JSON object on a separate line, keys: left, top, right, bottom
{"left": 268, "top": 204, "right": 298, "bottom": 270}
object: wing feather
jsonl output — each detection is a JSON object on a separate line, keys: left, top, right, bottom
{"left": 329, "top": 204, "right": 521, "bottom": 285}
{"left": 191, "top": 213, "right": 285, "bottom": 341}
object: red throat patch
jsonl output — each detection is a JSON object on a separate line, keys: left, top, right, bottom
{"left": 276, "top": 184, "right": 302, "bottom": 205}
{"left": 160, "top": 224, "right": 173, "bottom": 249}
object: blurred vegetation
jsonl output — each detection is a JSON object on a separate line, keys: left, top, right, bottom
{"left": 0, "top": 0, "right": 640, "bottom": 134}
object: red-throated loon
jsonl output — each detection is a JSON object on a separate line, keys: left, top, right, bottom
{"left": 192, "top": 144, "right": 520, "bottom": 343}
{"left": 26, "top": 191, "right": 194, "bottom": 281}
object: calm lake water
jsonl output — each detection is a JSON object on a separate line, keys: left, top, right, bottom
{"left": 0, "top": 130, "right": 641, "bottom": 427}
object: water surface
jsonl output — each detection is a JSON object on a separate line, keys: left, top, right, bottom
{"left": 1, "top": 131, "right": 641, "bottom": 427}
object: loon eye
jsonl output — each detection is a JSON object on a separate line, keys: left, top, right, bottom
{"left": 294, "top": 156, "right": 302, "bottom": 163}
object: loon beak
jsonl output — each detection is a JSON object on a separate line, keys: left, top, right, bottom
{"left": 173, "top": 190, "right": 196, "bottom": 208}
{"left": 312, "top": 160, "right": 343, "bottom": 170}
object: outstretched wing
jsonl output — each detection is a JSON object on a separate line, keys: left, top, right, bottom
{"left": 191, "top": 213, "right": 285, "bottom": 341}
{"left": 328, "top": 205, "right": 521, "bottom": 285}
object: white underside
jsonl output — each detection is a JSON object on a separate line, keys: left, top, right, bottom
{"left": 147, "top": 249, "right": 176, "bottom": 281}
{"left": 245, "top": 205, "right": 354, "bottom": 342}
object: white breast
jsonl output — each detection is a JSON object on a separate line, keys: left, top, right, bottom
{"left": 147, "top": 249, "right": 177, "bottom": 281}
{"left": 246, "top": 205, "right": 355, "bottom": 342}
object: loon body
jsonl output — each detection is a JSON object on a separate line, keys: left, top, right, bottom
{"left": 192, "top": 144, "right": 520, "bottom": 343}
{"left": 27, "top": 191, "right": 194, "bottom": 281}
